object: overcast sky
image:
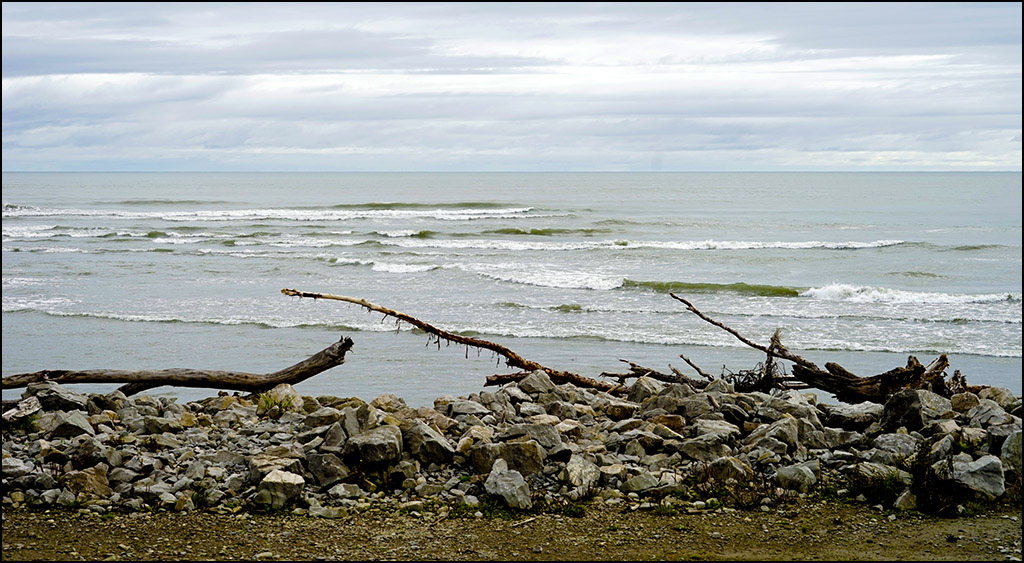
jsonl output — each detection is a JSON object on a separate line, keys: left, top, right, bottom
{"left": 2, "top": 2, "right": 1021, "bottom": 171}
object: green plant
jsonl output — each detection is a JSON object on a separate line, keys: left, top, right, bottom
{"left": 256, "top": 391, "right": 294, "bottom": 420}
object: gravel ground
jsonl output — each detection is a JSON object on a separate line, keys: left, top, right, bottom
{"left": 3, "top": 499, "right": 1021, "bottom": 561}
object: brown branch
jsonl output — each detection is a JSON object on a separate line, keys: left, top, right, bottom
{"left": 2, "top": 337, "right": 354, "bottom": 397}
{"left": 678, "top": 353, "right": 713, "bottom": 381}
{"left": 669, "top": 293, "right": 823, "bottom": 372}
{"left": 282, "top": 288, "right": 622, "bottom": 393}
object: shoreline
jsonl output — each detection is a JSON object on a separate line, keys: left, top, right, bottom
{"left": 2, "top": 372, "right": 1021, "bottom": 560}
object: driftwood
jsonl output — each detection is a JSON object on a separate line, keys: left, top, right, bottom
{"left": 281, "top": 288, "right": 622, "bottom": 393}
{"left": 667, "top": 293, "right": 978, "bottom": 403}
{"left": 1, "top": 336, "right": 354, "bottom": 397}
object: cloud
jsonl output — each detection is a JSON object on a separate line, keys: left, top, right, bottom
{"left": 2, "top": 2, "right": 1020, "bottom": 170}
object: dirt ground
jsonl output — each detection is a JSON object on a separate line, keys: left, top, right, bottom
{"left": 2, "top": 499, "right": 1021, "bottom": 561}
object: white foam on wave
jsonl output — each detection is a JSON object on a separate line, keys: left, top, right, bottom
{"left": 2, "top": 295, "right": 78, "bottom": 313}
{"left": 371, "top": 262, "right": 440, "bottom": 274}
{"left": 802, "top": 283, "right": 1021, "bottom": 305}
{"left": 460, "top": 263, "right": 623, "bottom": 290}
{"left": 379, "top": 238, "right": 906, "bottom": 252}
{"left": 2, "top": 205, "right": 538, "bottom": 222}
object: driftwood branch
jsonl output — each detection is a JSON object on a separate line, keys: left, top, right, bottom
{"left": 678, "top": 353, "right": 713, "bottom": 381}
{"left": 669, "top": 293, "right": 978, "bottom": 403}
{"left": 281, "top": 288, "right": 622, "bottom": 393}
{"left": 599, "top": 359, "right": 708, "bottom": 389}
{"left": 2, "top": 337, "right": 354, "bottom": 397}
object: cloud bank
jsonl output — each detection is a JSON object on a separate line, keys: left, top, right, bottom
{"left": 2, "top": 2, "right": 1020, "bottom": 171}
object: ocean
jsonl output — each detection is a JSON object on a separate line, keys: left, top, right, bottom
{"left": 2, "top": 172, "right": 1021, "bottom": 406}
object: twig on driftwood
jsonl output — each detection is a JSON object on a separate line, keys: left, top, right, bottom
{"left": 2, "top": 337, "right": 354, "bottom": 397}
{"left": 281, "top": 288, "right": 622, "bottom": 393}
{"left": 599, "top": 359, "right": 708, "bottom": 389}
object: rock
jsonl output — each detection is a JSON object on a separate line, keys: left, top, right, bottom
{"left": 469, "top": 442, "right": 504, "bottom": 474}
{"left": 677, "top": 395, "right": 719, "bottom": 420}
{"left": 49, "top": 410, "right": 96, "bottom": 438}
{"left": 819, "top": 402, "right": 883, "bottom": 431}
{"left": 708, "top": 456, "right": 754, "bottom": 482}
{"left": 933, "top": 455, "right": 1005, "bottom": 500}
{"left": 328, "top": 483, "right": 365, "bottom": 499}
{"left": 307, "top": 453, "right": 351, "bottom": 488}
{"left": 143, "top": 416, "right": 182, "bottom": 435}
{"left": 484, "top": 459, "right": 532, "bottom": 509}
{"left": 978, "top": 387, "right": 1017, "bottom": 409}
{"left": 517, "top": 371, "right": 556, "bottom": 395}
{"left": 627, "top": 377, "right": 664, "bottom": 404}
{"left": 403, "top": 419, "right": 455, "bottom": 464}
{"left": 871, "top": 433, "right": 921, "bottom": 459}
{"left": 951, "top": 392, "right": 981, "bottom": 413}
{"left": 257, "top": 384, "right": 305, "bottom": 415}
{"left": 676, "top": 435, "right": 732, "bottom": 462}
{"left": 370, "top": 393, "right": 408, "bottom": 413}
{"left": 500, "top": 440, "right": 546, "bottom": 475}
{"left": 893, "top": 489, "right": 917, "bottom": 511}
{"left": 967, "top": 401, "right": 1015, "bottom": 428}
{"left": 346, "top": 424, "right": 403, "bottom": 465}
{"left": 2, "top": 457, "right": 35, "bottom": 479}
{"left": 776, "top": 464, "right": 816, "bottom": 493}
{"left": 320, "top": 422, "right": 348, "bottom": 453}
{"left": 1001, "top": 430, "right": 1022, "bottom": 476}
{"left": 692, "top": 419, "right": 741, "bottom": 442}
{"left": 250, "top": 445, "right": 304, "bottom": 477}
{"left": 26, "top": 381, "right": 88, "bottom": 412}
{"left": 499, "top": 423, "right": 562, "bottom": 450}
{"left": 446, "top": 400, "right": 491, "bottom": 418}
{"left": 745, "top": 415, "right": 799, "bottom": 451}
{"left": 704, "top": 379, "right": 733, "bottom": 394}
{"left": 257, "top": 470, "right": 305, "bottom": 510}
{"left": 64, "top": 464, "right": 113, "bottom": 499}
{"left": 2, "top": 396, "right": 42, "bottom": 423}
{"left": 881, "top": 390, "right": 952, "bottom": 432}
{"left": 305, "top": 407, "right": 344, "bottom": 428}
{"left": 564, "top": 454, "right": 601, "bottom": 495}
{"left": 603, "top": 400, "right": 640, "bottom": 421}
{"left": 621, "top": 472, "right": 660, "bottom": 493}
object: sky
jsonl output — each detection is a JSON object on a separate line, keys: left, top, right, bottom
{"left": 2, "top": 2, "right": 1021, "bottom": 171}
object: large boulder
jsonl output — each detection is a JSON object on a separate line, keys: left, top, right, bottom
{"left": 256, "top": 469, "right": 305, "bottom": 510}
{"left": 882, "top": 390, "right": 952, "bottom": 432}
{"left": 932, "top": 455, "right": 1005, "bottom": 500}
{"left": 1001, "top": 430, "right": 1022, "bottom": 476}
{"left": 345, "top": 424, "right": 403, "bottom": 465}
{"left": 819, "top": 402, "right": 883, "bottom": 431}
{"left": 403, "top": 419, "right": 455, "bottom": 464}
{"left": 484, "top": 459, "right": 532, "bottom": 509}
{"left": 563, "top": 454, "right": 601, "bottom": 496}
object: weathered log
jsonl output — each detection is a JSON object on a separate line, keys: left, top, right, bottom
{"left": 2, "top": 337, "right": 354, "bottom": 397}
{"left": 281, "top": 288, "right": 623, "bottom": 393}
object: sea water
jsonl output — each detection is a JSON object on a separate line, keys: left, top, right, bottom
{"left": 3, "top": 172, "right": 1021, "bottom": 406}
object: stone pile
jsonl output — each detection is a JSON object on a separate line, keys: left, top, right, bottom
{"left": 2, "top": 373, "right": 1021, "bottom": 516}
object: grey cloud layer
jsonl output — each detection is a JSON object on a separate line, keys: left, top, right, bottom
{"left": 2, "top": 2, "right": 1020, "bottom": 170}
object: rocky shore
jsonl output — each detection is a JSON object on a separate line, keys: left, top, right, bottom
{"left": 2, "top": 373, "right": 1021, "bottom": 522}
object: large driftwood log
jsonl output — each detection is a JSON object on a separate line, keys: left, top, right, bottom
{"left": 2, "top": 337, "right": 354, "bottom": 397}
{"left": 668, "top": 292, "right": 977, "bottom": 403}
{"left": 281, "top": 288, "right": 622, "bottom": 393}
